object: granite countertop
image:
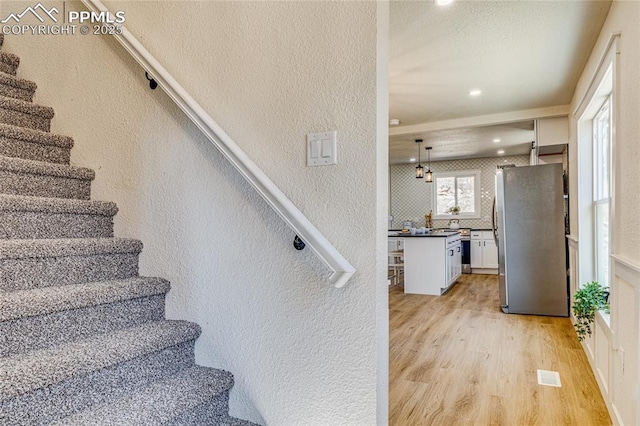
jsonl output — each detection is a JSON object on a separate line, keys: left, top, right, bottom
{"left": 388, "top": 231, "right": 460, "bottom": 238}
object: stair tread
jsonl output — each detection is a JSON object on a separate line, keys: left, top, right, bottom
{"left": 0, "top": 122, "right": 73, "bottom": 148}
{"left": 0, "top": 276, "right": 169, "bottom": 322}
{"left": 0, "top": 237, "right": 143, "bottom": 260}
{"left": 0, "top": 193, "right": 117, "bottom": 215}
{"left": 53, "top": 365, "right": 234, "bottom": 426}
{"left": 0, "top": 320, "right": 201, "bottom": 402}
{"left": 0, "top": 94, "right": 53, "bottom": 119}
{"left": 223, "top": 418, "right": 260, "bottom": 426}
{"left": 0, "top": 71, "right": 36, "bottom": 91}
{"left": 222, "top": 418, "right": 260, "bottom": 426}
{"left": 0, "top": 51, "right": 19, "bottom": 67}
{"left": 0, "top": 154, "right": 93, "bottom": 180}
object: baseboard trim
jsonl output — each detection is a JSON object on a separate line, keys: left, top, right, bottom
{"left": 611, "top": 402, "right": 624, "bottom": 426}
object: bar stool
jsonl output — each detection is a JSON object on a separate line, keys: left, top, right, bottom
{"left": 388, "top": 250, "right": 404, "bottom": 286}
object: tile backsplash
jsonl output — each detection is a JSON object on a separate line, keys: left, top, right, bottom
{"left": 389, "top": 155, "right": 530, "bottom": 229}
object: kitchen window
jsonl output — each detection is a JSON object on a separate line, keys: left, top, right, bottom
{"left": 432, "top": 170, "right": 481, "bottom": 219}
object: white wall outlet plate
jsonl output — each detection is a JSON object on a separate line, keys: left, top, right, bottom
{"left": 307, "top": 131, "right": 337, "bottom": 166}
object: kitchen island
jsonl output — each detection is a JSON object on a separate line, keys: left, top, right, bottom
{"left": 389, "top": 231, "right": 462, "bottom": 295}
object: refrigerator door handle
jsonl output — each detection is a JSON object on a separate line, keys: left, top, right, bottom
{"left": 492, "top": 196, "right": 498, "bottom": 244}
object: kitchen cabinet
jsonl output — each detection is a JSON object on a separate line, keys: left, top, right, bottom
{"left": 446, "top": 240, "right": 462, "bottom": 286}
{"left": 403, "top": 233, "right": 462, "bottom": 295}
{"left": 470, "top": 230, "right": 499, "bottom": 271}
{"left": 482, "top": 239, "right": 498, "bottom": 268}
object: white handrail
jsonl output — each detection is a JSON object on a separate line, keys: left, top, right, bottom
{"left": 80, "top": 0, "right": 355, "bottom": 288}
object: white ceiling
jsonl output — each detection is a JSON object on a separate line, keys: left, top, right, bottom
{"left": 389, "top": 0, "right": 611, "bottom": 164}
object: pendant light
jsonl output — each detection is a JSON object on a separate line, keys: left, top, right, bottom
{"left": 425, "top": 146, "right": 433, "bottom": 183}
{"left": 415, "top": 139, "right": 424, "bottom": 179}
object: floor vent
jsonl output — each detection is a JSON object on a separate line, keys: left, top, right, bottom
{"left": 537, "top": 369, "right": 562, "bottom": 387}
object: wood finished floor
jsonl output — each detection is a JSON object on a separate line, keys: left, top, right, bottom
{"left": 389, "top": 274, "right": 611, "bottom": 426}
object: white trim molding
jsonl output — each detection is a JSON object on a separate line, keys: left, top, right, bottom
{"left": 612, "top": 254, "right": 640, "bottom": 289}
{"left": 566, "top": 235, "right": 579, "bottom": 296}
{"left": 573, "top": 34, "right": 621, "bottom": 118}
{"left": 80, "top": 0, "right": 356, "bottom": 287}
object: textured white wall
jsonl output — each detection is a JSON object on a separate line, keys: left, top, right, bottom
{"left": 569, "top": 1, "right": 640, "bottom": 423}
{"left": 3, "top": 1, "right": 386, "bottom": 424}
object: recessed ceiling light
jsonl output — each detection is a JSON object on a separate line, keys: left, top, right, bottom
{"left": 409, "top": 158, "right": 416, "bottom": 162}
{"left": 389, "top": 118, "right": 401, "bottom": 126}
{"left": 469, "top": 89, "right": 482, "bottom": 96}
{"left": 498, "top": 150, "right": 505, "bottom": 155}
{"left": 493, "top": 138, "right": 501, "bottom": 143}
{"left": 435, "top": 0, "right": 454, "bottom": 5}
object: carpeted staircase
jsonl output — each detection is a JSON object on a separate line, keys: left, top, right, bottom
{"left": 0, "top": 34, "right": 256, "bottom": 426}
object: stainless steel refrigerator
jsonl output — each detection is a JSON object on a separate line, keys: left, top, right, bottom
{"left": 493, "top": 163, "right": 568, "bottom": 316}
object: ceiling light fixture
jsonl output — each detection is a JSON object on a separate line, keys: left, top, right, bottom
{"left": 469, "top": 89, "right": 482, "bottom": 96}
{"left": 425, "top": 146, "right": 433, "bottom": 183}
{"left": 389, "top": 118, "right": 401, "bottom": 126}
{"left": 498, "top": 150, "right": 505, "bottom": 155}
{"left": 415, "top": 139, "right": 424, "bottom": 178}
{"left": 409, "top": 158, "right": 416, "bottom": 162}
{"left": 435, "top": 0, "right": 454, "bottom": 5}
{"left": 493, "top": 138, "right": 501, "bottom": 143}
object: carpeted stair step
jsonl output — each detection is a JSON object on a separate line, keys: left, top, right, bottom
{"left": 218, "top": 417, "right": 261, "bottom": 426}
{"left": 0, "top": 50, "right": 19, "bottom": 76}
{"left": 0, "top": 277, "right": 170, "bottom": 356}
{"left": 53, "top": 366, "right": 238, "bottom": 426}
{"left": 0, "top": 237, "right": 142, "bottom": 292}
{"left": 0, "top": 72, "right": 36, "bottom": 102}
{"left": 0, "top": 194, "right": 117, "bottom": 239}
{"left": 0, "top": 123, "right": 73, "bottom": 164}
{"left": 0, "top": 155, "right": 93, "bottom": 199}
{"left": 0, "top": 320, "right": 201, "bottom": 426}
{"left": 0, "top": 95, "right": 54, "bottom": 131}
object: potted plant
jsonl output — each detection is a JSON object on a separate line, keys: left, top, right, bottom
{"left": 572, "top": 281, "right": 610, "bottom": 341}
{"left": 448, "top": 206, "right": 461, "bottom": 215}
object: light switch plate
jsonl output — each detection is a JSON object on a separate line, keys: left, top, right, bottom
{"left": 307, "top": 131, "right": 337, "bottom": 166}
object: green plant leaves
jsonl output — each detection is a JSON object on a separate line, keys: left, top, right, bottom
{"left": 572, "top": 281, "right": 610, "bottom": 341}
